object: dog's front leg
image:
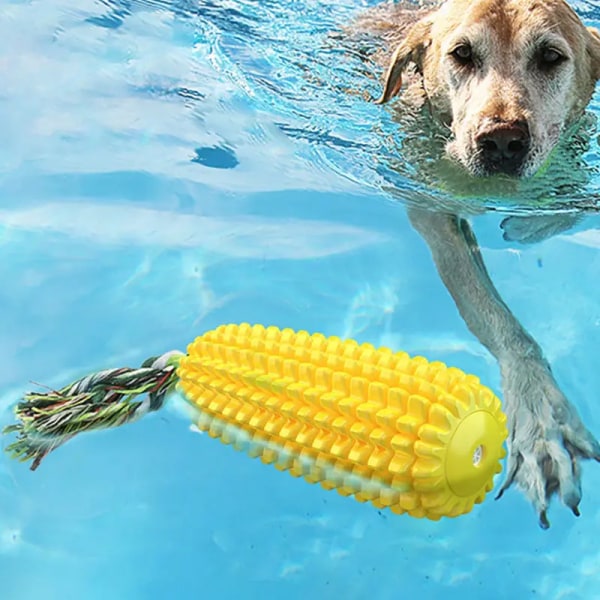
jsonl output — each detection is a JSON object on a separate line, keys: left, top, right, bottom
{"left": 408, "top": 207, "right": 600, "bottom": 527}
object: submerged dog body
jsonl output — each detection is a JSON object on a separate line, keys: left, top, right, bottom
{"left": 377, "top": 0, "right": 600, "bottom": 177}
{"left": 367, "top": 0, "right": 600, "bottom": 527}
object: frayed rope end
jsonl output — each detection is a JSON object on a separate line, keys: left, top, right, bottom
{"left": 3, "top": 351, "right": 183, "bottom": 470}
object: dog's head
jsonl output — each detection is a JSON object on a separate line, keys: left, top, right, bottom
{"left": 377, "top": 0, "right": 600, "bottom": 178}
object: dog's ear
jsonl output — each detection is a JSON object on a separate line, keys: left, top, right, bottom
{"left": 375, "top": 17, "right": 433, "bottom": 104}
{"left": 587, "top": 27, "right": 600, "bottom": 80}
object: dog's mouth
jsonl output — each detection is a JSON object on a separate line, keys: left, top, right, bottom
{"left": 471, "top": 152, "right": 530, "bottom": 178}
{"left": 445, "top": 121, "right": 567, "bottom": 180}
{"left": 446, "top": 142, "right": 528, "bottom": 179}
{"left": 446, "top": 138, "right": 551, "bottom": 180}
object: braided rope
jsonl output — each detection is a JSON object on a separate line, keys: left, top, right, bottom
{"left": 3, "top": 351, "right": 183, "bottom": 470}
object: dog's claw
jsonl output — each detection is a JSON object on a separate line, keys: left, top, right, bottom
{"left": 498, "top": 359, "right": 599, "bottom": 527}
{"left": 495, "top": 451, "right": 521, "bottom": 501}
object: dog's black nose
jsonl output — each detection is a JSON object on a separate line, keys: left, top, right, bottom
{"left": 475, "top": 122, "right": 530, "bottom": 175}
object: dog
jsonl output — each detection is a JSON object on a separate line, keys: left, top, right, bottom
{"left": 363, "top": 0, "right": 600, "bottom": 528}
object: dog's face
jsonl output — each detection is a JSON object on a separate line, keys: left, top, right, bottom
{"left": 377, "top": 0, "right": 600, "bottom": 178}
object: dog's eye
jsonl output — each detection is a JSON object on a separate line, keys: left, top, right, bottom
{"left": 451, "top": 44, "right": 474, "bottom": 65}
{"left": 538, "top": 47, "right": 566, "bottom": 69}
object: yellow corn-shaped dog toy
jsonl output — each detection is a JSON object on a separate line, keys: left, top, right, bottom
{"left": 178, "top": 324, "right": 507, "bottom": 520}
{"left": 5, "top": 323, "right": 507, "bottom": 521}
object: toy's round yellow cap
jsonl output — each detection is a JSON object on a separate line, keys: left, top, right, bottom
{"left": 445, "top": 410, "right": 506, "bottom": 497}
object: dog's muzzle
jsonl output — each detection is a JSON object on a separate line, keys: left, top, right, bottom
{"left": 474, "top": 120, "right": 531, "bottom": 176}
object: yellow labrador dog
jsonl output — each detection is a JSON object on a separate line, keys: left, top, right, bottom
{"left": 366, "top": 0, "right": 600, "bottom": 528}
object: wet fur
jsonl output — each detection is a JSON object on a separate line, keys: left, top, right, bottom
{"left": 365, "top": 0, "right": 600, "bottom": 527}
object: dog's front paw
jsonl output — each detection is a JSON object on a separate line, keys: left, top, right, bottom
{"left": 496, "top": 358, "right": 600, "bottom": 528}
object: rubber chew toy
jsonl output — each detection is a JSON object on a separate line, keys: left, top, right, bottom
{"left": 4, "top": 323, "right": 507, "bottom": 520}
{"left": 179, "top": 324, "right": 506, "bottom": 519}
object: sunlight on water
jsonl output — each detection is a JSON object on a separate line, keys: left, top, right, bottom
{"left": 2, "top": 0, "right": 600, "bottom": 599}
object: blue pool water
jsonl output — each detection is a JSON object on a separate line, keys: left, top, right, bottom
{"left": 3, "top": 0, "right": 600, "bottom": 598}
